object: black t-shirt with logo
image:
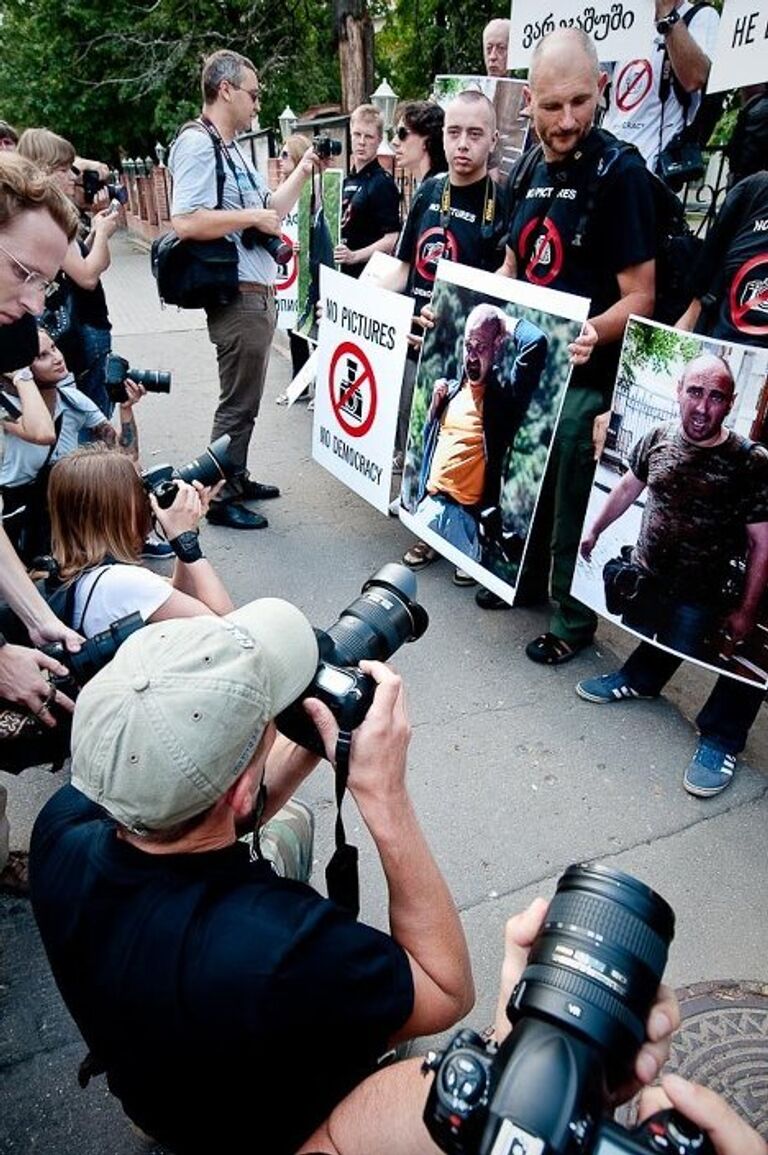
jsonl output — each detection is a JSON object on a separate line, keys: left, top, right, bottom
{"left": 691, "top": 173, "right": 768, "bottom": 346}
{"left": 340, "top": 159, "right": 401, "bottom": 279}
{"left": 396, "top": 174, "right": 509, "bottom": 309}
{"left": 505, "top": 128, "right": 655, "bottom": 398}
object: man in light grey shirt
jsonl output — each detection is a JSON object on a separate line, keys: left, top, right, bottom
{"left": 170, "top": 49, "right": 319, "bottom": 530}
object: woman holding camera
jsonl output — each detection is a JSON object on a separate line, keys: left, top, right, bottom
{"left": 46, "top": 444, "right": 233, "bottom": 637}
{"left": 0, "top": 328, "right": 142, "bottom": 565}
{"left": 16, "top": 128, "right": 119, "bottom": 416}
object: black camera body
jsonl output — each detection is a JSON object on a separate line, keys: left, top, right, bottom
{"left": 276, "top": 563, "right": 428, "bottom": 755}
{"left": 314, "top": 135, "right": 342, "bottom": 159}
{"left": 80, "top": 169, "right": 127, "bottom": 206}
{"left": 140, "top": 433, "right": 234, "bottom": 509}
{"left": 105, "top": 353, "right": 171, "bottom": 404}
{"left": 241, "top": 227, "right": 294, "bottom": 267}
{"left": 43, "top": 613, "right": 144, "bottom": 704}
{"left": 423, "top": 864, "right": 713, "bottom": 1155}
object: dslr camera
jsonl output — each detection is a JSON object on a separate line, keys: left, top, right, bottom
{"left": 241, "top": 227, "right": 294, "bottom": 267}
{"left": 105, "top": 353, "right": 171, "bottom": 404}
{"left": 424, "top": 863, "right": 713, "bottom": 1155}
{"left": 313, "top": 134, "right": 342, "bottom": 160}
{"left": 43, "top": 614, "right": 144, "bottom": 705}
{"left": 276, "top": 563, "right": 428, "bottom": 754}
{"left": 141, "top": 433, "right": 235, "bottom": 509}
{"left": 79, "top": 168, "right": 128, "bottom": 206}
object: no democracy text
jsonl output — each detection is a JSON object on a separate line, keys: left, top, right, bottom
{"left": 319, "top": 424, "right": 383, "bottom": 485}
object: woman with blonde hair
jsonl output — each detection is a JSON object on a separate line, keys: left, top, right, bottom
{"left": 276, "top": 133, "right": 314, "bottom": 397}
{"left": 46, "top": 445, "right": 232, "bottom": 636}
{"left": 17, "top": 128, "right": 119, "bottom": 416}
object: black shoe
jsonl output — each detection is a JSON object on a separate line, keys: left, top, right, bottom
{"left": 240, "top": 479, "right": 281, "bottom": 501}
{"left": 206, "top": 502, "right": 268, "bottom": 530}
{"left": 475, "top": 586, "right": 511, "bottom": 610}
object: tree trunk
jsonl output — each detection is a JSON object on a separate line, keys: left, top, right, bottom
{"left": 334, "top": 0, "right": 374, "bottom": 112}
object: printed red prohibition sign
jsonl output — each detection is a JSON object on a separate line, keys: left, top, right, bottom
{"left": 520, "top": 217, "right": 564, "bottom": 286}
{"left": 329, "top": 340, "right": 378, "bottom": 437}
{"left": 615, "top": 59, "right": 652, "bottom": 113}
{"left": 730, "top": 253, "right": 768, "bottom": 336}
{"left": 275, "top": 234, "right": 298, "bottom": 291}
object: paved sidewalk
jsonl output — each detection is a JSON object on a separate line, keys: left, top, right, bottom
{"left": 1, "top": 231, "right": 766, "bottom": 1154}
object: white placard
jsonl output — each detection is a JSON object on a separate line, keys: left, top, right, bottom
{"left": 275, "top": 208, "right": 299, "bottom": 330}
{"left": 707, "top": 0, "right": 768, "bottom": 93}
{"left": 312, "top": 267, "right": 414, "bottom": 514}
{"left": 508, "top": 0, "right": 645, "bottom": 71}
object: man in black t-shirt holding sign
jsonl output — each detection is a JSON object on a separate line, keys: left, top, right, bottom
{"left": 492, "top": 27, "right": 656, "bottom": 657}
{"left": 334, "top": 104, "right": 400, "bottom": 279}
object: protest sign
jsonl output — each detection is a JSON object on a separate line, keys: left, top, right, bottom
{"left": 312, "top": 266, "right": 414, "bottom": 514}
{"left": 399, "top": 259, "right": 589, "bottom": 602}
{"left": 572, "top": 316, "right": 768, "bottom": 687}
{"left": 507, "top": 0, "right": 645, "bottom": 71}
{"left": 433, "top": 76, "right": 529, "bottom": 184}
{"left": 707, "top": 0, "right": 768, "bottom": 93}
{"left": 275, "top": 208, "right": 299, "bottom": 331}
{"left": 295, "top": 168, "right": 343, "bottom": 341}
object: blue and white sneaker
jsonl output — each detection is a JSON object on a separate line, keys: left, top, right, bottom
{"left": 576, "top": 671, "right": 657, "bottom": 704}
{"left": 141, "top": 537, "right": 174, "bottom": 561}
{"left": 683, "top": 740, "right": 736, "bottom": 798}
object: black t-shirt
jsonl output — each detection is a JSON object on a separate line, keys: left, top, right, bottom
{"left": 396, "top": 174, "right": 509, "bottom": 309}
{"left": 506, "top": 129, "right": 655, "bottom": 398}
{"left": 340, "top": 159, "right": 401, "bottom": 278}
{"left": 691, "top": 173, "right": 768, "bottom": 346}
{"left": 72, "top": 236, "right": 110, "bottom": 330}
{"left": 30, "top": 786, "right": 414, "bottom": 1155}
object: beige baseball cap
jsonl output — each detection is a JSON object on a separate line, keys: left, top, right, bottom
{"left": 70, "top": 599, "right": 318, "bottom": 832}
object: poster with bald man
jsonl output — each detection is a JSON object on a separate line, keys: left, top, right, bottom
{"left": 572, "top": 317, "right": 768, "bottom": 687}
{"left": 399, "top": 259, "right": 589, "bottom": 601}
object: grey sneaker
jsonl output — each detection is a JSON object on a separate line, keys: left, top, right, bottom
{"left": 576, "top": 671, "right": 657, "bottom": 704}
{"left": 683, "top": 740, "right": 736, "bottom": 798}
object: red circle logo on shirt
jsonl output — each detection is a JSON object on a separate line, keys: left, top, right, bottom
{"left": 729, "top": 252, "right": 768, "bottom": 336}
{"left": 415, "top": 227, "right": 458, "bottom": 283}
{"left": 615, "top": 60, "right": 653, "bottom": 113}
{"left": 519, "top": 217, "right": 564, "bottom": 286}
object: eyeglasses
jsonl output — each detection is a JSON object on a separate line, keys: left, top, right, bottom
{"left": 395, "top": 126, "right": 413, "bottom": 141}
{"left": 0, "top": 241, "right": 59, "bottom": 299}
{"left": 231, "top": 84, "right": 260, "bottom": 103}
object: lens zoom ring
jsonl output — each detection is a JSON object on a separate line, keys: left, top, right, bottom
{"left": 548, "top": 893, "right": 668, "bottom": 974}
{"left": 522, "top": 962, "right": 644, "bottom": 1039}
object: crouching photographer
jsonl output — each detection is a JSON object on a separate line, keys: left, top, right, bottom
{"left": 29, "top": 586, "right": 473, "bottom": 1155}
{"left": 298, "top": 887, "right": 765, "bottom": 1155}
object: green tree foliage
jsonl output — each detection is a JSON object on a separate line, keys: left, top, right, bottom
{"left": 376, "top": 0, "right": 499, "bottom": 101}
{"left": 0, "top": 0, "right": 339, "bottom": 161}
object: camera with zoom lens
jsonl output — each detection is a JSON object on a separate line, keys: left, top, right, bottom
{"left": 275, "top": 563, "right": 429, "bottom": 755}
{"left": 105, "top": 353, "right": 172, "bottom": 404}
{"left": 140, "top": 433, "right": 235, "bottom": 509}
{"left": 424, "top": 863, "right": 713, "bottom": 1155}
{"left": 80, "top": 168, "right": 127, "bottom": 206}
{"left": 241, "top": 226, "right": 294, "bottom": 267}
{"left": 42, "top": 613, "right": 144, "bottom": 704}
{"left": 314, "top": 134, "right": 342, "bottom": 159}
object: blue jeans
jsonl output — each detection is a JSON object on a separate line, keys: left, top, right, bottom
{"left": 622, "top": 595, "right": 719, "bottom": 663}
{"left": 416, "top": 494, "right": 482, "bottom": 561}
{"left": 79, "top": 324, "right": 113, "bottom": 419}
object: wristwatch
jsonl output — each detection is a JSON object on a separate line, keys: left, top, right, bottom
{"left": 12, "top": 367, "right": 34, "bottom": 384}
{"left": 656, "top": 7, "right": 681, "bottom": 34}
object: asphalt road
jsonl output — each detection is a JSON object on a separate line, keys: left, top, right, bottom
{"left": 1, "top": 233, "right": 766, "bottom": 1154}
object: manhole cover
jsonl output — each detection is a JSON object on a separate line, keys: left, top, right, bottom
{"left": 619, "top": 980, "right": 768, "bottom": 1138}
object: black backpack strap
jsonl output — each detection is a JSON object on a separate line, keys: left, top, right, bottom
{"left": 507, "top": 144, "right": 544, "bottom": 221}
{"left": 75, "top": 563, "right": 118, "bottom": 635}
{"left": 572, "top": 136, "right": 637, "bottom": 249}
{"left": 175, "top": 119, "right": 226, "bottom": 210}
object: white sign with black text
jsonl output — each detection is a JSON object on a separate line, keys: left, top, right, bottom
{"left": 707, "top": 0, "right": 768, "bottom": 93}
{"left": 507, "top": 0, "right": 646, "bottom": 70}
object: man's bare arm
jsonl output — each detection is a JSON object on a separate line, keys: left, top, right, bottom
{"left": 581, "top": 470, "right": 646, "bottom": 560}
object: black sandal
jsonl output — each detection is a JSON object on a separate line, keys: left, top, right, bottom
{"left": 525, "top": 632, "right": 588, "bottom": 665}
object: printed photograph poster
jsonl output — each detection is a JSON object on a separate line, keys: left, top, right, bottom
{"left": 507, "top": 0, "right": 645, "bottom": 71}
{"left": 399, "top": 259, "right": 589, "bottom": 603}
{"left": 312, "top": 266, "right": 414, "bottom": 515}
{"left": 708, "top": 0, "right": 768, "bottom": 93}
{"left": 433, "top": 76, "right": 530, "bottom": 184}
{"left": 295, "top": 168, "right": 343, "bottom": 341}
{"left": 572, "top": 316, "right": 768, "bottom": 688}
{"left": 275, "top": 208, "right": 299, "bottom": 331}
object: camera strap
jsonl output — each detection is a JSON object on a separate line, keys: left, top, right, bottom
{"left": 198, "top": 116, "right": 265, "bottom": 209}
{"left": 325, "top": 729, "right": 360, "bottom": 918}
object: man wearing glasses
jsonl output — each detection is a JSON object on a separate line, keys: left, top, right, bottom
{"left": 170, "top": 49, "right": 321, "bottom": 530}
{"left": 0, "top": 151, "right": 83, "bottom": 892}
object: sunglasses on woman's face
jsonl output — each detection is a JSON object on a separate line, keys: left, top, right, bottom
{"left": 395, "top": 125, "right": 412, "bottom": 141}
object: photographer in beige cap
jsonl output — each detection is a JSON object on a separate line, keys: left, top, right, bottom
{"left": 28, "top": 598, "right": 472, "bottom": 1155}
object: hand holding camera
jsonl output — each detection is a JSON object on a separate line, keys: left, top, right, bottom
{"left": 149, "top": 479, "right": 208, "bottom": 541}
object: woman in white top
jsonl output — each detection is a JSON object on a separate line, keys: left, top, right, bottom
{"left": 47, "top": 444, "right": 232, "bottom": 637}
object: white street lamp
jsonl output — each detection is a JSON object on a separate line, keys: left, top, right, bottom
{"left": 371, "top": 79, "right": 398, "bottom": 132}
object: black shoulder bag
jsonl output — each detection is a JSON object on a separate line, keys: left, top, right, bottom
{"left": 151, "top": 120, "right": 239, "bottom": 310}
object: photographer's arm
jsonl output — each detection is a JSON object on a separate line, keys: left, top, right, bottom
{"left": 269, "top": 146, "right": 324, "bottom": 217}
{"left": 63, "top": 214, "right": 118, "bottom": 290}
{"left": 1, "top": 372, "right": 55, "bottom": 445}
{"left": 639, "top": 1074, "right": 767, "bottom": 1155}
{"left": 723, "top": 520, "right": 768, "bottom": 645}
{"left": 149, "top": 484, "right": 234, "bottom": 618}
{"left": 580, "top": 470, "right": 645, "bottom": 560}
{"left": 171, "top": 205, "right": 281, "bottom": 242}
{"left": 305, "top": 661, "right": 474, "bottom": 1041}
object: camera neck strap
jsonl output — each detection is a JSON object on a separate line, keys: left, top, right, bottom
{"left": 326, "top": 729, "right": 360, "bottom": 918}
{"left": 197, "top": 116, "right": 265, "bottom": 210}
{"left": 439, "top": 175, "right": 496, "bottom": 242}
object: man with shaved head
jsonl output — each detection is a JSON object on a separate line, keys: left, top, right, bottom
{"left": 578, "top": 352, "right": 768, "bottom": 796}
{"left": 483, "top": 18, "right": 511, "bottom": 77}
